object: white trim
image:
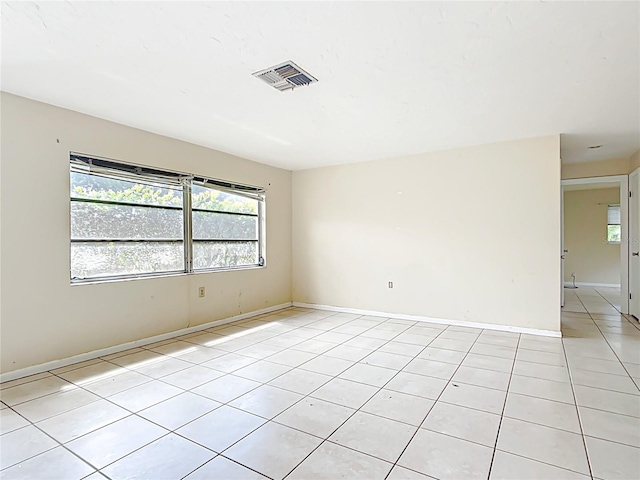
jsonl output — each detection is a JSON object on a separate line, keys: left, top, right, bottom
{"left": 0, "top": 302, "right": 293, "bottom": 384}
{"left": 563, "top": 282, "right": 621, "bottom": 288}
{"left": 293, "top": 302, "right": 562, "bottom": 338}
{"left": 561, "top": 175, "right": 628, "bottom": 186}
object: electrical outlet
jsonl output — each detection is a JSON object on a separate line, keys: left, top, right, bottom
{"left": 388, "top": 281, "right": 393, "bottom": 288}
{"left": 198, "top": 287, "right": 205, "bottom": 298}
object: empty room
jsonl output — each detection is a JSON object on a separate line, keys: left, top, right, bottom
{"left": 1, "top": 1, "right": 639, "bottom": 480}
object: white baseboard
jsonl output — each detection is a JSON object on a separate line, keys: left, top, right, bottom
{"left": 293, "top": 302, "right": 562, "bottom": 338}
{"left": 0, "top": 302, "right": 293, "bottom": 384}
{"left": 564, "top": 282, "right": 621, "bottom": 288}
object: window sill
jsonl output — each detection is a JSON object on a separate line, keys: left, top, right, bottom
{"left": 70, "top": 264, "right": 266, "bottom": 286}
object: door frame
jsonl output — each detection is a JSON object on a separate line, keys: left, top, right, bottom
{"left": 629, "top": 169, "right": 639, "bottom": 317}
{"left": 561, "top": 175, "right": 629, "bottom": 314}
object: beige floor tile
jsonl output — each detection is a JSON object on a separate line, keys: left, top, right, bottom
{"left": 176, "top": 405, "right": 265, "bottom": 452}
{"left": 402, "top": 358, "right": 458, "bottom": 380}
{"left": 570, "top": 368, "right": 640, "bottom": 395}
{"left": 66, "top": 415, "right": 167, "bottom": 469}
{"left": 573, "top": 384, "right": 640, "bottom": 417}
{"left": 58, "top": 361, "right": 128, "bottom": 386}
{"left": 13, "top": 388, "right": 100, "bottom": 423}
{"left": 579, "top": 406, "right": 640, "bottom": 447}
{"left": 0, "top": 376, "right": 74, "bottom": 406}
{"left": 439, "top": 330, "right": 479, "bottom": 342}
{"left": 134, "top": 356, "right": 193, "bottom": 379}
{"left": 107, "top": 380, "right": 182, "bottom": 412}
{"left": 385, "top": 371, "right": 448, "bottom": 399}
{"left": 310, "top": 378, "right": 378, "bottom": 409}
{"left": 159, "top": 364, "right": 224, "bottom": 390}
{"left": 398, "top": 429, "right": 493, "bottom": 479}
{"left": 462, "top": 354, "right": 514, "bottom": 373}
{"left": 290, "top": 339, "right": 336, "bottom": 354}
{"left": 0, "top": 373, "right": 52, "bottom": 391}
{"left": 274, "top": 397, "right": 355, "bottom": 438}
{"left": 267, "top": 369, "right": 332, "bottom": 395}
{"left": 452, "top": 366, "right": 510, "bottom": 391}
{"left": 497, "top": 417, "right": 590, "bottom": 475}
{"left": 230, "top": 385, "right": 303, "bottom": 419}
{"left": 344, "top": 336, "right": 388, "bottom": 350}
{"left": 508, "top": 374, "right": 575, "bottom": 404}
{"left": 0, "top": 446, "right": 94, "bottom": 480}
{"left": 36, "top": 399, "right": 129, "bottom": 443}
{"left": 421, "top": 401, "right": 500, "bottom": 447}
{"left": 102, "top": 433, "right": 214, "bottom": 480}
{"left": 361, "top": 389, "right": 434, "bottom": 426}
{"left": 489, "top": 450, "right": 589, "bottom": 479}
{"left": 393, "top": 333, "right": 436, "bottom": 346}
{"left": 138, "top": 392, "right": 220, "bottom": 430}
{"left": 329, "top": 411, "right": 416, "bottom": 463}
{"left": 191, "top": 374, "right": 260, "bottom": 403}
{"left": 234, "top": 343, "right": 286, "bottom": 360}
{"left": 108, "top": 350, "right": 166, "bottom": 369}
{"left": 232, "top": 360, "right": 291, "bottom": 383}
{"left": 512, "top": 360, "right": 571, "bottom": 383}
{"left": 201, "top": 353, "right": 257, "bottom": 373}
{"left": 585, "top": 435, "right": 640, "bottom": 480}
{"left": 416, "top": 347, "right": 465, "bottom": 364}
{"left": 265, "top": 349, "right": 317, "bottom": 367}
{"left": 440, "top": 382, "right": 506, "bottom": 414}
{"left": 504, "top": 393, "right": 581, "bottom": 433}
{"left": 81, "top": 370, "right": 152, "bottom": 397}
{"left": 225, "top": 422, "right": 323, "bottom": 479}
{"left": 50, "top": 358, "right": 104, "bottom": 375}
{"left": 476, "top": 334, "right": 519, "bottom": 348}
{"left": 288, "top": 441, "right": 393, "bottom": 480}
{"left": 325, "top": 344, "right": 375, "bottom": 362}
{"left": 387, "top": 465, "right": 432, "bottom": 479}
{"left": 338, "top": 363, "right": 397, "bottom": 387}
{"left": 184, "top": 456, "right": 268, "bottom": 479}
{"left": 428, "top": 337, "right": 474, "bottom": 352}
{"left": 0, "top": 408, "right": 29, "bottom": 435}
{"left": 469, "top": 343, "right": 516, "bottom": 359}
{"left": 299, "top": 356, "right": 354, "bottom": 376}
{"left": 0, "top": 425, "right": 58, "bottom": 469}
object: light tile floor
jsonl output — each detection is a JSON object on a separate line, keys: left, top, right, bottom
{"left": 1, "top": 294, "right": 639, "bottom": 479}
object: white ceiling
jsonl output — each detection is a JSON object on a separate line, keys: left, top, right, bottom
{"left": 1, "top": 1, "right": 638, "bottom": 170}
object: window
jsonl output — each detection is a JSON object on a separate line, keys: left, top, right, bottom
{"left": 607, "top": 204, "right": 621, "bottom": 243}
{"left": 70, "top": 154, "right": 265, "bottom": 282}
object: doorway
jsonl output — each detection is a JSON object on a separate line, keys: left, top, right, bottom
{"left": 561, "top": 176, "right": 629, "bottom": 315}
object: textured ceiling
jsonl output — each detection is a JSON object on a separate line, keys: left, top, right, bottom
{"left": 1, "top": 1, "right": 638, "bottom": 170}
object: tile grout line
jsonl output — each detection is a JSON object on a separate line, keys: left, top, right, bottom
{"left": 486, "top": 332, "right": 520, "bottom": 479}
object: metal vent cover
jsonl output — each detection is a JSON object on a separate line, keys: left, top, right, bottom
{"left": 253, "top": 61, "right": 318, "bottom": 91}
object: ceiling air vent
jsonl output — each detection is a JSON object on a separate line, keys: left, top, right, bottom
{"left": 253, "top": 61, "right": 318, "bottom": 92}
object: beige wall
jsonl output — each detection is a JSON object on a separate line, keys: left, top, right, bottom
{"left": 630, "top": 149, "right": 640, "bottom": 172}
{"left": 0, "top": 93, "right": 292, "bottom": 374}
{"left": 561, "top": 157, "right": 630, "bottom": 180}
{"left": 564, "top": 188, "right": 621, "bottom": 285}
{"left": 293, "top": 136, "right": 561, "bottom": 333}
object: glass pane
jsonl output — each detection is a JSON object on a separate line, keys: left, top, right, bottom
{"left": 192, "top": 185, "right": 258, "bottom": 214}
{"left": 71, "top": 171, "right": 183, "bottom": 208}
{"left": 71, "top": 202, "right": 183, "bottom": 239}
{"left": 192, "top": 211, "right": 257, "bottom": 240}
{"left": 193, "top": 241, "right": 258, "bottom": 269}
{"left": 608, "top": 225, "right": 621, "bottom": 243}
{"left": 71, "top": 242, "right": 184, "bottom": 279}
{"left": 608, "top": 205, "right": 621, "bottom": 225}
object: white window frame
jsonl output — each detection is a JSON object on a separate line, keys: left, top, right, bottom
{"left": 607, "top": 204, "right": 622, "bottom": 245}
{"left": 70, "top": 153, "right": 265, "bottom": 283}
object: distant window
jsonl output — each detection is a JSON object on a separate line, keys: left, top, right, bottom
{"left": 70, "top": 154, "right": 265, "bottom": 283}
{"left": 607, "top": 205, "right": 621, "bottom": 243}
